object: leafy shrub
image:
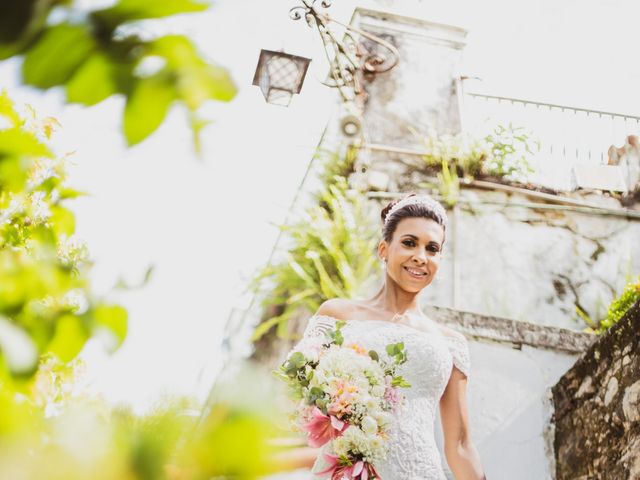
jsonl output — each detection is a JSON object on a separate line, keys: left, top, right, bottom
{"left": 0, "top": 91, "right": 127, "bottom": 384}
{"left": 580, "top": 275, "right": 640, "bottom": 334}
{"left": 251, "top": 172, "right": 380, "bottom": 342}
{"left": 417, "top": 123, "right": 537, "bottom": 184}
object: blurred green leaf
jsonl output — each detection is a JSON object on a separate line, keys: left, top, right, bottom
{"left": 0, "top": 0, "right": 55, "bottom": 60}
{"left": 124, "top": 75, "right": 174, "bottom": 145}
{"left": 251, "top": 311, "right": 291, "bottom": 342}
{"left": 0, "top": 127, "right": 52, "bottom": 158}
{"left": 1, "top": 0, "right": 235, "bottom": 149}
{"left": 47, "top": 314, "right": 88, "bottom": 362}
{"left": 22, "top": 24, "right": 94, "bottom": 88}
{"left": 66, "top": 52, "right": 118, "bottom": 105}
{"left": 94, "top": 0, "right": 209, "bottom": 26}
{"left": 0, "top": 315, "right": 39, "bottom": 375}
{"left": 151, "top": 35, "right": 236, "bottom": 105}
{"left": 57, "top": 187, "right": 88, "bottom": 200}
{"left": 0, "top": 90, "right": 22, "bottom": 125}
{"left": 49, "top": 206, "right": 76, "bottom": 236}
{"left": 94, "top": 304, "right": 128, "bottom": 347}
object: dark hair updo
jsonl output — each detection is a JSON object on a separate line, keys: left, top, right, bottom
{"left": 380, "top": 193, "right": 448, "bottom": 245}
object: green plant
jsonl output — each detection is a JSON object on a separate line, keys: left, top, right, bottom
{"left": 315, "top": 144, "right": 359, "bottom": 190}
{"left": 580, "top": 275, "right": 640, "bottom": 334}
{"left": 484, "top": 123, "right": 537, "bottom": 182}
{"left": 0, "top": 91, "right": 127, "bottom": 385}
{"left": 415, "top": 123, "right": 537, "bottom": 185}
{"left": 436, "top": 159, "right": 460, "bottom": 207}
{"left": 251, "top": 176, "right": 380, "bottom": 342}
{"left": 0, "top": 0, "right": 236, "bottom": 148}
{"left": 0, "top": 92, "right": 288, "bottom": 480}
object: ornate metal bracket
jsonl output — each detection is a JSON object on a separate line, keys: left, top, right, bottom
{"left": 289, "top": 0, "right": 400, "bottom": 112}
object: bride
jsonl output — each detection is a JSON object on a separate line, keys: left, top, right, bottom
{"left": 280, "top": 193, "right": 486, "bottom": 479}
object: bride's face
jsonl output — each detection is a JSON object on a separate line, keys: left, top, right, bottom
{"left": 379, "top": 217, "right": 445, "bottom": 293}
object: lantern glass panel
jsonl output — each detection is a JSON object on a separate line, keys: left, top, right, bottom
{"left": 253, "top": 50, "right": 311, "bottom": 106}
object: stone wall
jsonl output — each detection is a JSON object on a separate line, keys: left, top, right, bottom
{"left": 552, "top": 300, "right": 640, "bottom": 479}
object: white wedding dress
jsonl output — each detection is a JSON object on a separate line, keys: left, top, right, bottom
{"left": 296, "top": 314, "right": 471, "bottom": 480}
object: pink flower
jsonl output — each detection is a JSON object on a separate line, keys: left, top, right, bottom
{"left": 384, "top": 385, "right": 402, "bottom": 408}
{"left": 316, "top": 454, "right": 380, "bottom": 480}
{"left": 303, "top": 406, "right": 348, "bottom": 447}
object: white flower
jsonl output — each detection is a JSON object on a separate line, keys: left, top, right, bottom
{"left": 361, "top": 415, "right": 377, "bottom": 436}
{"left": 30, "top": 191, "right": 51, "bottom": 222}
{"left": 372, "top": 411, "right": 394, "bottom": 429}
{"left": 371, "top": 385, "right": 385, "bottom": 397}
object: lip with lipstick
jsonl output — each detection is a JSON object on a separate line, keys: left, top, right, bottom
{"left": 403, "top": 265, "right": 428, "bottom": 280}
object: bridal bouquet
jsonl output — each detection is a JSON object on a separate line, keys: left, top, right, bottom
{"left": 276, "top": 320, "right": 411, "bottom": 480}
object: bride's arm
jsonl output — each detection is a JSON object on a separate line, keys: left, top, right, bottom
{"left": 439, "top": 368, "right": 486, "bottom": 480}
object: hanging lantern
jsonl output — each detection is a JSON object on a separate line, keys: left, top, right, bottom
{"left": 252, "top": 49, "right": 311, "bottom": 106}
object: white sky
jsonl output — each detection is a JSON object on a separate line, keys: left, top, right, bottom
{"left": 1, "top": 0, "right": 639, "bottom": 411}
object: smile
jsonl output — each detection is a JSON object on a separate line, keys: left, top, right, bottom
{"left": 403, "top": 266, "right": 427, "bottom": 279}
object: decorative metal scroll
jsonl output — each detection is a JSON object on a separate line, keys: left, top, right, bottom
{"left": 289, "top": 0, "right": 400, "bottom": 109}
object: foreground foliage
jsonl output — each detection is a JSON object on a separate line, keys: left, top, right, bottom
{"left": 0, "top": 92, "right": 291, "bottom": 479}
{"left": 0, "top": 91, "right": 126, "bottom": 384}
{"left": 0, "top": 0, "right": 236, "bottom": 148}
{"left": 0, "top": 368, "right": 287, "bottom": 480}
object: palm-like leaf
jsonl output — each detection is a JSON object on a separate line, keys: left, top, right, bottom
{"left": 251, "top": 174, "right": 380, "bottom": 342}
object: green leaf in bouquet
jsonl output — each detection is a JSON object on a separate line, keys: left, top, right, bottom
{"left": 283, "top": 365, "right": 298, "bottom": 378}
{"left": 326, "top": 326, "right": 344, "bottom": 346}
{"left": 368, "top": 350, "right": 379, "bottom": 362}
{"left": 391, "top": 376, "right": 411, "bottom": 388}
{"left": 316, "top": 397, "right": 329, "bottom": 411}
{"left": 287, "top": 352, "right": 306, "bottom": 370}
{"left": 308, "top": 386, "right": 324, "bottom": 405}
{"left": 385, "top": 343, "right": 399, "bottom": 356}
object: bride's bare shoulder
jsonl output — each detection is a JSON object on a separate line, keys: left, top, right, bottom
{"left": 316, "top": 298, "right": 358, "bottom": 321}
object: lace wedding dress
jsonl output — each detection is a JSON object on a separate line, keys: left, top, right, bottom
{"left": 296, "top": 314, "right": 471, "bottom": 480}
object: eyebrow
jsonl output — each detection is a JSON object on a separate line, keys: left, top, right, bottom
{"left": 401, "top": 234, "right": 441, "bottom": 247}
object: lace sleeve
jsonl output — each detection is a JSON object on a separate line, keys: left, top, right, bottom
{"left": 301, "top": 314, "right": 336, "bottom": 339}
{"left": 286, "top": 315, "right": 335, "bottom": 361}
{"left": 444, "top": 334, "right": 471, "bottom": 379}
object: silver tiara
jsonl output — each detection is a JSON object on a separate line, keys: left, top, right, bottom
{"left": 384, "top": 194, "right": 448, "bottom": 228}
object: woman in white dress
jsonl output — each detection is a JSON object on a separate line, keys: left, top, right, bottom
{"left": 282, "top": 193, "right": 486, "bottom": 479}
